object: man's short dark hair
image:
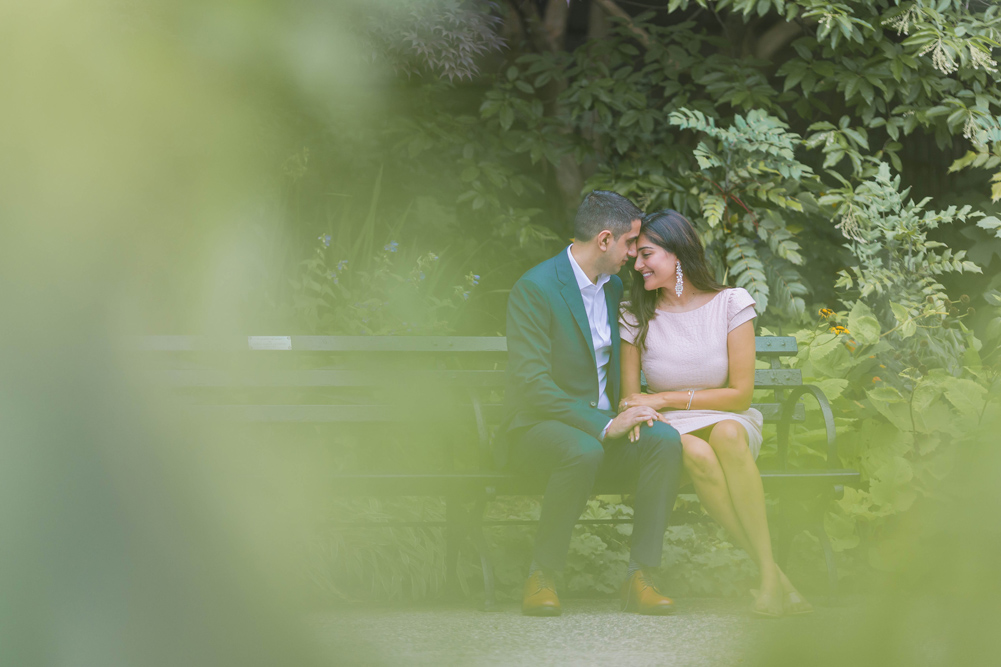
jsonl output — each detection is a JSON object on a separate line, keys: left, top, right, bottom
{"left": 573, "top": 191, "right": 643, "bottom": 241}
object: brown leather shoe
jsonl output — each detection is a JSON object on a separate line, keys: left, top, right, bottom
{"left": 621, "top": 570, "right": 675, "bottom": 615}
{"left": 522, "top": 570, "right": 561, "bottom": 616}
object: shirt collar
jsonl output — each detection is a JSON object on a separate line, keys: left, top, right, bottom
{"left": 567, "top": 245, "right": 610, "bottom": 291}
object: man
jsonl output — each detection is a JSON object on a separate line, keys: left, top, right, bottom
{"left": 504, "top": 190, "right": 684, "bottom": 616}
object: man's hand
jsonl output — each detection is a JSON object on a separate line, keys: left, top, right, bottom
{"left": 618, "top": 393, "right": 662, "bottom": 412}
{"left": 606, "top": 406, "right": 666, "bottom": 441}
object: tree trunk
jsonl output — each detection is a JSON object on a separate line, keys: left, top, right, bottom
{"left": 505, "top": 0, "right": 552, "bottom": 53}
{"left": 543, "top": 0, "right": 569, "bottom": 52}
{"left": 588, "top": 0, "right": 609, "bottom": 41}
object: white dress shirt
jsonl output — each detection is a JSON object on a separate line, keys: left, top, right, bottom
{"left": 566, "top": 245, "right": 613, "bottom": 412}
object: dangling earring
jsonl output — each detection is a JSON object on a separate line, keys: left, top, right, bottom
{"left": 675, "top": 261, "right": 684, "bottom": 298}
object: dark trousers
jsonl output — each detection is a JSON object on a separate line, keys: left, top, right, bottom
{"left": 510, "top": 418, "right": 683, "bottom": 572}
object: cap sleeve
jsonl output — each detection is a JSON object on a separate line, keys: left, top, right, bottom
{"left": 619, "top": 304, "right": 639, "bottom": 345}
{"left": 727, "top": 288, "right": 757, "bottom": 333}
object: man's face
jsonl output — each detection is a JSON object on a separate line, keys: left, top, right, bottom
{"left": 602, "top": 218, "right": 641, "bottom": 274}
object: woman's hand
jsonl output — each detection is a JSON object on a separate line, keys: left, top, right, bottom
{"left": 606, "top": 406, "right": 670, "bottom": 443}
{"left": 618, "top": 393, "right": 661, "bottom": 412}
{"left": 618, "top": 394, "right": 666, "bottom": 443}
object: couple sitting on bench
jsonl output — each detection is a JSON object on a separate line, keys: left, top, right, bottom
{"left": 503, "top": 191, "right": 811, "bottom": 618}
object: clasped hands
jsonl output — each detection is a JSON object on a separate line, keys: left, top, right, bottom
{"left": 608, "top": 393, "right": 666, "bottom": 443}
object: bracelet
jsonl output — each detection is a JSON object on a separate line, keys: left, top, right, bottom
{"left": 686, "top": 389, "right": 695, "bottom": 410}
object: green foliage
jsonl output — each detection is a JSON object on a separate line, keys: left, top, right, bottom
{"left": 767, "top": 171, "right": 1001, "bottom": 574}
{"left": 820, "top": 162, "right": 983, "bottom": 369}
{"left": 316, "top": 494, "right": 759, "bottom": 602}
{"left": 784, "top": 317, "right": 1001, "bottom": 572}
{"left": 364, "top": 0, "right": 505, "bottom": 82}
{"left": 285, "top": 170, "right": 480, "bottom": 334}
{"left": 290, "top": 233, "right": 478, "bottom": 335}
{"left": 666, "top": 108, "right": 815, "bottom": 317}
{"left": 312, "top": 497, "right": 480, "bottom": 602}
{"left": 297, "top": 0, "right": 1001, "bottom": 599}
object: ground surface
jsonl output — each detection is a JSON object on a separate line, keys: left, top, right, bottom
{"left": 314, "top": 597, "right": 865, "bottom": 666}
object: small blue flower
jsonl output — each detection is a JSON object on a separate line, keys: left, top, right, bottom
{"left": 326, "top": 271, "right": 339, "bottom": 285}
{"left": 318, "top": 234, "right": 331, "bottom": 248}
{"left": 462, "top": 290, "right": 470, "bottom": 300}
{"left": 471, "top": 274, "right": 480, "bottom": 286}
{"left": 419, "top": 271, "right": 426, "bottom": 281}
{"left": 428, "top": 252, "right": 439, "bottom": 262}
{"left": 384, "top": 240, "right": 399, "bottom": 253}
{"left": 336, "top": 259, "right": 348, "bottom": 272}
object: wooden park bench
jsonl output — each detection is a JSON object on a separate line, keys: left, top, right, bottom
{"left": 137, "top": 335, "right": 859, "bottom": 610}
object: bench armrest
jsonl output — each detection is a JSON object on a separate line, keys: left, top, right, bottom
{"left": 776, "top": 384, "right": 838, "bottom": 470}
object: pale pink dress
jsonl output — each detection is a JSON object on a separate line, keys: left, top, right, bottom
{"left": 619, "top": 288, "right": 764, "bottom": 459}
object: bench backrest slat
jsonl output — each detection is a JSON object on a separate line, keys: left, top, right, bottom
{"left": 139, "top": 336, "right": 807, "bottom": 429}
{"left": 754, "top": 369, "right": 802, "bottom": 388}
{"left": 135, "top": 336, "right": 508, "bottom": 353}
{"left": 754, "top": 337, "right": 797, "bottom": 355}
{"left": 155, "top": 368, "right": 800, "bottom": 389}
{"left": 136, "top": 335, "right": 796, "bottom": 356}
{"left": 156, "top": 369, "right": 507, "bottom": 388}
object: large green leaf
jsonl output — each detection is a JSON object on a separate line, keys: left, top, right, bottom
{"left": 941, "top": 377, "right": 987, "bottom": 418}
{"left": 812, "top": 378, "right": 849, "bottom": 401}
{"left": 848, "top": 300, "right": 881, "bottom": 345}
{"left": 867, "top": 387, "right": 914, "bottom": 432}
{"left": 978, "top": 215, "right": 1001, "bottom": 237}
{"left": 869, "top": 456, "right": 916, "bottom": 513}
{"left": 809, "top": 334, "right": 854, "bottom": 377}
{"left": 824, "top": 511, "right": 860, "bottom": 551}
{"left": 889, "top": 301, "right": 916, "bottom": 338}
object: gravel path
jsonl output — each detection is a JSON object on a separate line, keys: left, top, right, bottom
{"left": 313, "top": 597, "right": 864, "bottom": 666}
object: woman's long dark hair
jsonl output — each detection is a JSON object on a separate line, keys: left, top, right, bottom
{"left": 626, "top": 209, "right": 725, "bottom": 351}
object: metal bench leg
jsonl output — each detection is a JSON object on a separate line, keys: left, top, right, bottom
{"left": 812, "top": 519, "right": 839, "bottom": 605}
{"left": 467, "top": 496, "right": 498, "bottom": 612}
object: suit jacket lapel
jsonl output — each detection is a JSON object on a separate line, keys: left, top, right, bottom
{"left": 605, "top": 280, "right": 621, "bottom": 407}
{"left": 555, "top": 250, "right": 596, "bottom": 363}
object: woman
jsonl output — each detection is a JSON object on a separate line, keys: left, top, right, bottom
{"left": 618, "top": 210, "right": 810, "bottom": 618}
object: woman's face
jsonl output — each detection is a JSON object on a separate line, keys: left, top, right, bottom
{"left": 633, "top": 233, "right": 677, "bottom": 292}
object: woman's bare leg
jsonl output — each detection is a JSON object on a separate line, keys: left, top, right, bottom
{"left": 705, "top": 421, "right": 782, "bottom": 612}
{"left": 681, "top": 434, "right": 755, "bottom": 553}
{"left": 682, "top": 429, "right": 807, "bottom": 608}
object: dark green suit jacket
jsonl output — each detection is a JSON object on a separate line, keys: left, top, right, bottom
{"left": 503, "top": 248, "right": 623, "bottom": 445}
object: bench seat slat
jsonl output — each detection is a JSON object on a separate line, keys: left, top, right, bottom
{"left": 181, "top": 402, "right": 805, "bottom": 423}
{"left": 756, "top": 403, "right": 805, "bottom": 422}
{"left": 326, "top": 469, "right": 860, "bottom": 496}
{"left": 184, "top": 405, "right": 445, "bottom": 422}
